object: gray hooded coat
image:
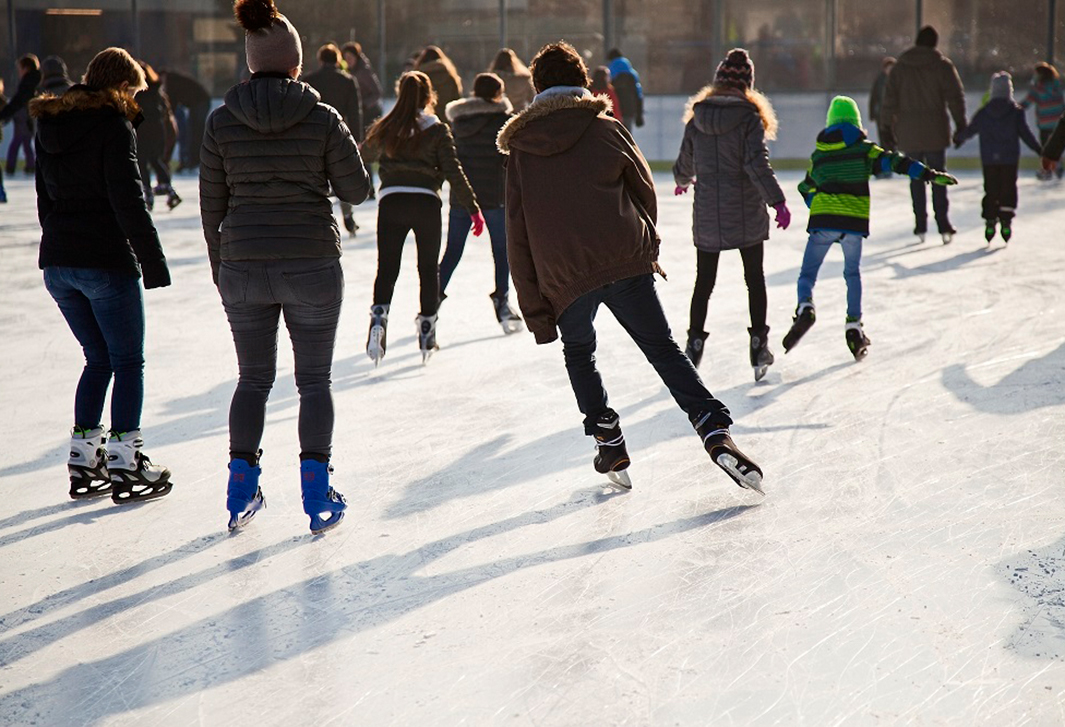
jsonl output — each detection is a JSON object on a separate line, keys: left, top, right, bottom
{"left": 673, "top": 90, "right": 785, "bottom": 252}
{"left": 199, "top": 74, "right": 370, "bottom": 281}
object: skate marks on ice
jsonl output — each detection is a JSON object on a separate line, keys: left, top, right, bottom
{"left": 942, "top": 342, "right": 1065, "bottom": 415}
{"left": 1001, "top": 537, "right": 1065, "bottom": 661}
{"left": 0, "top": 495, "right": 757, "bottom": 724}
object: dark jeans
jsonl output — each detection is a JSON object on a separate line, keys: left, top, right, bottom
{"left": 138, "top": 149, "right": 172, "bottom": 193}
{"left": 373, "top": 193, "right": 442, "bottom": 316}
{"left": 981, "top": 164, "right": 1019, "bottom": 223}
{"left": 557, "top": 274, "right": 732, "bottom": 434}
{"left": 43, "top": 267, "right": 145, "bottom": 432}
{"left": 219, "top": 259, "right": 343, "bottom": 459}
{"left": 907, "top": 149, "right": 951, "bottom": 233}
{"left": 7, "top": 124, "right": 34, "bottom": 174}
{"left": 440, "top": 206, "right": 509, "bottom": 296}
{"left": 689, "top": 244, "right": 766, "bottom": 334}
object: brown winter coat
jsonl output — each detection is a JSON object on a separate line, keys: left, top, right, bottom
{"left": 418, "top": 59, "right": 462, "bottom": 116}
{"left": 495, "top": 69, "right": 536, "bottom": 111}
{"left": 498, "top": 93, "right": 660, "bottom": 344}
{"left": 880, "top": 46, "right": 966, "bottom": 152}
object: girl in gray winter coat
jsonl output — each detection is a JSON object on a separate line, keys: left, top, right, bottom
{"left": 673, "top": 48, "right": 790, "bottom": 381}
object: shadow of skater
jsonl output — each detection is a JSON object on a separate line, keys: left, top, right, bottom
{"left": 942, "top": 342, "right": 1065, "bottom": 414}
{"left": 0, "top": 495, "right": 754, "bottom": 724}
{"left": 999, "top": 534, "right": 1065, "bottom": 660}
{"left": 884, "top": 246, "right": 1000, "bottom": 279}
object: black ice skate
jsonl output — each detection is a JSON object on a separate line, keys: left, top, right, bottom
{"left": 985, "top": 220, "right": 996, "bottom": 243}
{"left": 845, "top": 320, "right": 871, "bottom": 361}
{"left": 107, "top": 430, "right": 173, "bottom": 504}
{"left": 1000, "top": 221, "right": 1012, "bottom": 243}
{"left": 166, "top": 188, "right": 182, "bottom": 210}
{"left": 749, "top": 326, "right": 774, "bottom": 382}
{"left": 685, "top": 330, "right": 709, "bottom": 368}
{"left": 490, "top": 292, "right": 524, "bottom": 335}
{"left": 343, "top": 212, "right": 358, "bottom": 237}
{"left": 416, "top": 314, "right": 439, "bottom": 364}
{"left": 592, "top": 413, "right": 632, "bottom": 490}
{"left": 68, "top": 426, "right": 112, "bottom": 499}
{"left": 782, "top": 302, "right": 816, "bottom": 352}
{"left": 691, "top": 412, "right": 764, "bottom": 495}
{"left": 366, "top": 304, "right": 389, "bottom": 367}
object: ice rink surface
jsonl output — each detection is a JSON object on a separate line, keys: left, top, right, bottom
{"left": 2, "top": 170, "right": 1065, "bottom": 726}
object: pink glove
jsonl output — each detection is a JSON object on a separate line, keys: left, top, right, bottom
{"left": 674, "top": 185, "right": 689, "bottom": 196}
{"left": 773, "top": 201, "right": 791, "bottom": 230}
{"left": 471, "top": 211, "right": 486, "bottom": 237}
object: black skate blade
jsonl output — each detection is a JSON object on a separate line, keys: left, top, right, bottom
{"left": 111, "top": 480, "right": 173, "bottom": 505}
{"left": 605, "top": 470, "right": 633, "bottom": 491}
{"left": 228, "top": 496, "right": 266, "bottom": 532}
{"left": 753, "top": 365, "right": 768, "bottom": 382}
{"left": 309, "top": 511, "right": 345, "bottom": 536}
{"left": 714, "top": 453, "right": 765, "bottom": 496}
{"left": 69, "top": 480, "right": 113, "bottom": 500}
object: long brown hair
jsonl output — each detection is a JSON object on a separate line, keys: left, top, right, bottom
{"left": 489, "top": 48, "right": 529, "bottom": 76}
{"left": 364, "top": 71, "right": 437, "bottom": 158}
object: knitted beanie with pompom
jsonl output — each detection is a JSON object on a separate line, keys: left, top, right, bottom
{"left": 714, "top": 48, "right": 754, "bottom": 90}
{"left": 234, "top": 0, "right": 302, "bottom": 75}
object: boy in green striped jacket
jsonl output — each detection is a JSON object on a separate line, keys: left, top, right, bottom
{"left": 784, "top": 95, "right": 956, "bottom": 360}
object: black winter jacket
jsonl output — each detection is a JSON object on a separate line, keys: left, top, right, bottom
{"left": 445, "top": 97, "right": 512, "bottom": 209}
{"left": 0, "top": 68, "right": 41, "bottom": 123}
{"left": 302, "top": 65, "right": 363, "bottom": 141}
{"left": 199, "top": 74, "right": 370, "bottom": 281}
{"left": 135, "top": 83, "right": 171, "bottom": 156}
{"left": 30, "top": 86, "right": 170, "bottom": 288}
{"left": 956, "top": 97, "right": 1041, "bottom": 165}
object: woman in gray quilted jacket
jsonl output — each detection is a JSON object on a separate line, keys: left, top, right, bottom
{"left": 199, "top": 0, "right": 371, "bottom": 535}
{"left": 673, "top": 48, "right": 790, "bottom": 382}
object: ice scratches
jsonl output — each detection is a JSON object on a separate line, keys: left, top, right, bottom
{"left": 1002, "top": 538, "right": 1065, "bottom": 661}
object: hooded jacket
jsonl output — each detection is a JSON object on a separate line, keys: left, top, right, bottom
{"left": 199, "top": 74, "right": 370, "bottom": 281}
{"left": 1020, "top": 78, "right": 1064, "bottom": 131}
{"left": 30, "top": 86, "right": 170, "bottom": 287}
{"left": 956, "top": 97, "right": 1041, "bottom": 165}
{"left": 0, "top": 67, "right": 41, "bottom": 123}
{"left": 495, "top": 69, "right": 535, "bottom": 111}
{"left": 418, "top": 60, "right": 463, "bottom": 116}
{"left": 498, "top": 91, "right": 659, "bottom": 344}
{"left": 880, "top": 45, "right": 966, "bottom": 152}
{"left": 608, "top": 56, "right": 644, "bottom": 126}
{"left": 673, "top": 86, "right": 785, "bottom": 251}
{"left": 445, "top": 96, "right": 512, "bottom": 209}
{"left": 303, "top": 64, "right": 363, "bottom": 141}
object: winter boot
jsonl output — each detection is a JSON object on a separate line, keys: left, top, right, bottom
{"left": 366, "top": 304, "right": 389, "bottom": 366}
{"left": 684, "top": 330, "right": 709, "bottom": 368}
{"left": 166, "top": 188, "right": 182, "bottom": 210}
{"left": 68, "top": 426, "right": 112, "bottom": 499}
{"left": 985, "top": 220, "right": 996, "bottom": 243}
{"left": 490, "top": 292, "right": 524, "bottom": 334}
{"left": 690, "top": 411, "right": 764, "bottom": 495}
{"left": 143, "top": 187, "right": 155, "bottom": 211}
{"left": 107, "top": 430, "right": 173, "bottom": 504}
{"left": 301, "top": 458, "right": 346, "bottom": 534}
{"left": 416, "top": 314, "right": 439, "bottom": 364}
{"left": 342, "top": 212, "right": 357, "bottom": 237}
{"left": 749, "top": 326, "right": 775, "bottom": 382}
{"left": 845, "top": 319, "right": 871, "bottom": 361}
{"left": 227, "top": 451, "right": 265, "bottom": 531}
{"left": 783, "top": 301, "right": 816, "bottom": 352}
{"left": 592, "top": 412, "right": 632, "bottom": 490}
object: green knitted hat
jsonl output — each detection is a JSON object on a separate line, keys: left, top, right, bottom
{"left": 826, "top": 95, "right": 862, "bottom": 127}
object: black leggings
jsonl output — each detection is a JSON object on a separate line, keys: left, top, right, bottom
{"left": 373, "top": 193, "right": 442, "bottom": 316}
{"left": 137, "top": 148, "right": 171, "bottom": 192}
{"left": 689, "top": 243, "right": 767, "bottom": 333}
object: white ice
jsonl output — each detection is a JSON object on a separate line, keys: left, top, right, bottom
{"left": 2, "top": 171, "right": 1065, "bottom": 726}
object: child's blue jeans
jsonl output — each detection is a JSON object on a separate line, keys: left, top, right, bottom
{"left": 796, "top": 230, "right": 864, "bottom": 320}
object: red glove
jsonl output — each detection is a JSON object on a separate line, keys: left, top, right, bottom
{"left": 471, "top": 211, "right": 486, "bottom": 237}
{"left": 674, "top": 185, "right": 689, "bottom": 196}
{"left": 1043, "top": 156, "right": 1058, "bottom": 172}
{"left": 773, "top": 201, "right": 791, "bottom": 230}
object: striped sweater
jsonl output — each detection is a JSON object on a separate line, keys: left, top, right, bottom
{"left": 1020, "top": 79, "right": 1065, "bottom": 131}
{"left": 798, "top": 124, "right": 928, "bottom": 236}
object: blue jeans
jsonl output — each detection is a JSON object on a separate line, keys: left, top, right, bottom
{"left": 907, "top": 149, "right": 951, "bottom": 233}
{"left": 43, "top": 267, "right": 145, "bottom": 432}
{"left": 797, "top": 230, "right": 864, "bottom": 320}
{"left": 556, "top": 274, "right": 732, "bottom": 434}
{"left": 439, "top": 206, "right": 509, "bottom": 296}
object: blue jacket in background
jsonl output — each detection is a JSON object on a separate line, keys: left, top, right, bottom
{"left": 956, "top": 98, "right": 1041, "bottom": 165}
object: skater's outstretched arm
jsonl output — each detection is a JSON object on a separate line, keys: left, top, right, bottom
{"left": 741, "top": 112, "right": 785, "bottom": 207}
{"left": 323, "top": 107, "right": 370, "bottom": 206}
{"left": 199, "top": 113, "right": 228, "bottom": 285}
{"left": 1018, "top": 110, "right": 1043, "bottom": 155}
{"left": 672, "top": 121, "right": 696, "bottom": 190}
{"left": 797, "top": 166, "right": 817, "bottom": 207}
{"left": 1042, "top": 116, "right": 1065, "bottom": 165}
{"left": 434, "top": 125, "right": 480, "bottom": 216}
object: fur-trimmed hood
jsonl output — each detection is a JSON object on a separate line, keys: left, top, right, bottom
{"left": 497, "top": 93, "right": 610, "bottom": 156}
{"left": 445, "top": 96, "right": 513, "bottom": 122}
{"left": 683, "top": 85, "right": 778, "bottom": 141}
{"left": 30, "top": 85, "right": 142, "bottom": 155}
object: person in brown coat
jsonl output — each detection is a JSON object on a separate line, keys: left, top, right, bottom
{"left": 489, "top": 48, "right": 535, "bottom": 111}
{"left": 498, "top": 41, "right": 764, "bottom": 496}
{"left": 879, "top": 26, "right": 966, "bottom": 243}
{"left": 415, "top": 46, "right": 462, "bottom": 119}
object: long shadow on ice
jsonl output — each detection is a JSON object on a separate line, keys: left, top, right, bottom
{"left": 999, "top": 534, "right": 1065, "bottom": 661}
{"left": 942, "top": 342, "right": 1065, "bottom": 414}
{"left": 0, "top": 495, "right": 754, "bottom": 725}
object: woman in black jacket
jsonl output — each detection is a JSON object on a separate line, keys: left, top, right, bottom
{"left": 30, "top": 46, "right": 173, "bottom": 504}
{"left": 440, "top": 73, "right": 522, "bottom": 333}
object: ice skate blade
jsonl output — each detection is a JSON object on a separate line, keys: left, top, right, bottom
{"left": 714, "top": 453, "right": 764, "bottom": 496}
{"left": 228, "top": 495, "right": 266, "bottom": 532}
{"left": 941, "top": 233, "right": 953, "bottom": 245}
{"left": 606, "top": 470, "right": 633, "bottom": 491}
{"left": 309, "top": 511, "right": 345, "bottom": 535}
{"left": 753, "top": 365, "right": 768, "bottom": 382}
{"left": 111, "top": 480, "right": 173, "bottom": 505}
{"left": 69, "top": 480, "right": 113, "bottom": 499}
{"left": 501, "top": 320, "right": 524, "bottom": 335}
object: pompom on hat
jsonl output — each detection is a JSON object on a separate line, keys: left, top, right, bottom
{"left": 714, "top": 48, "right": 755, "bottom": 90}
{"left": 234, "top": 0, "right": 303, "bottom": 75}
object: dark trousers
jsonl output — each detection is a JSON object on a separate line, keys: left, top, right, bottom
{"left": 907, "top": 149, "right": 951, "bottom": 233}
{"left": 557, "top": 274, "right": 732, "bottom": 434}
{"left": 373, "top": 193, "right": 442, "bottom": 316}
{"left": 219, "top": 259, "right": 343, "bottom": 459}
{"left": 689, "top": 244, "right": 767, "bottom": 334}
{"left": 7, "top": 124, "right": 34, "bottom": 174}
{"left": 138, "top": 148, "right": 172, "bottom": 195}
{"left": 43, "top": 267, "right": 145, "bottom": 433}
{"left": 981, "top": 164, "right": 1019, "bottom": 223}
{"left": 440, "top": 206, "right": 509, "bottom": 296}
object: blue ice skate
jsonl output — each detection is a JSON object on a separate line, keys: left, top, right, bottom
{"left": 227, "top": 455, "right": 265, "bottom": 531}
{"left": 301, "top": 459, "right": 346, "bottom": 534}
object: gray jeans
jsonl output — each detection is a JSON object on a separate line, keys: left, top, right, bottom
{"left": 219, "top": 258, "right": 343, "bottom": 460}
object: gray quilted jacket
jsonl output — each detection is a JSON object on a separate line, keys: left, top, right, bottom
{"left": 673, "top": 92, "right": 785, "bottom": 252}
{"left": 200, "top": 74, "right": 370, "bottom": 280}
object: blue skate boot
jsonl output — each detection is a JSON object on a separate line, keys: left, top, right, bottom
{"left": 301, "top": 458, "right": 346, "bottom": 534}
{"left": 227, "top": 451, "right": 265, "bottom": 531}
